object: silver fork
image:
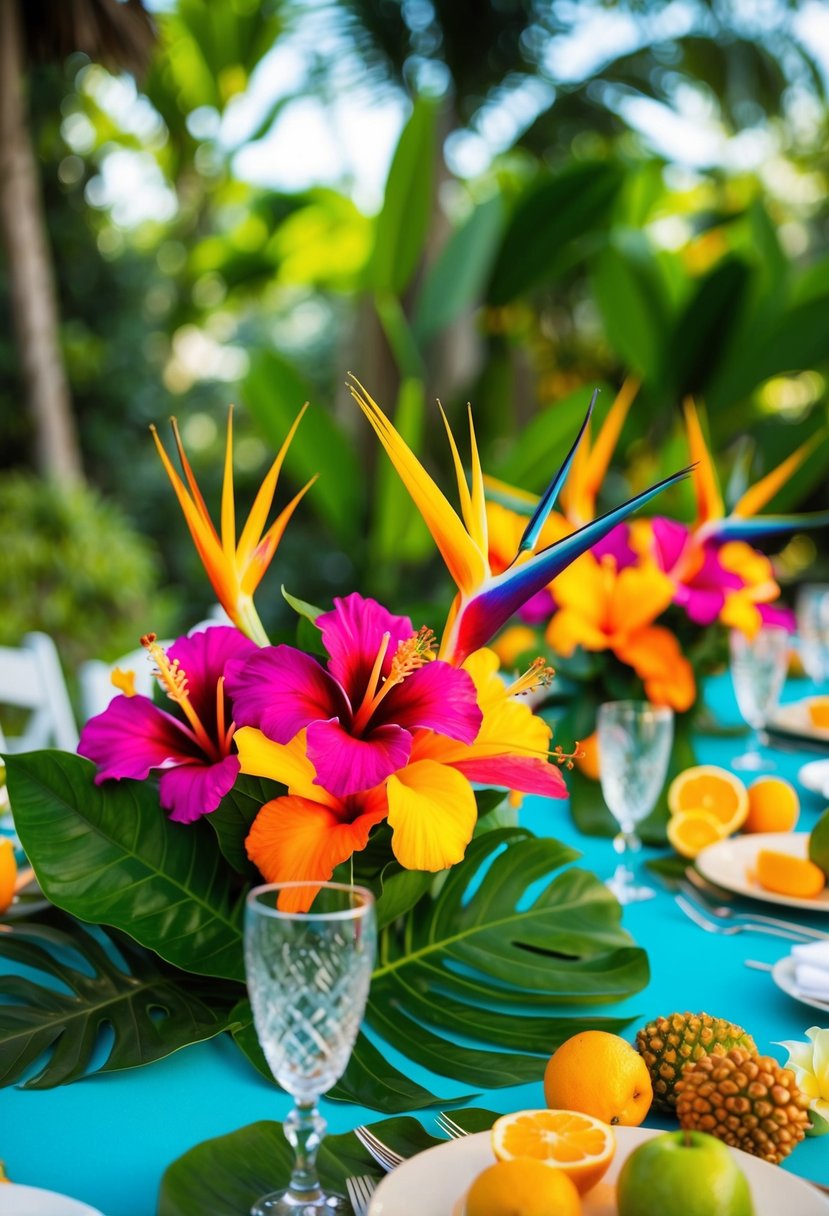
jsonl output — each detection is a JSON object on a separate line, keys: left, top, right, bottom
{"left": 354, "top": 1125, "right": 405, "bottom": 1172}
{"left": 435, "top": 1111, "right": 470, "bottom": 1140}
{"left": 681, "top": 877, "right": 829, "bottom": 940}
{"left": 345, "top": 1174, "right": 377, "bottom": 1216}
{"left": 675, "top": 894, "right": 813, "bottom": 941}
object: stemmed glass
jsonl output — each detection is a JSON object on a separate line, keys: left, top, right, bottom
{"left": 729, "top": 626, "right": 789, "bottom": 771}
{"left": 244, "top": 882, "right": 376, "bottom": 1215}
{"left": 796, "top": 585, "right": 829, "bottom": 685}
{"left": 597, "top": 701, "right": 674, "bottom": 905}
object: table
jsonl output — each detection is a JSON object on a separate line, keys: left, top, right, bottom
{"left": 2, "top": 674, "right": 829, "bottom": 1215}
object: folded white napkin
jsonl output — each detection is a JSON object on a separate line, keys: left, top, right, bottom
{"left": 794, "top": 962, "right": 829, "bottom": 1001}
{"left": 791, "top": 941, "right": 829, "bottom": 971}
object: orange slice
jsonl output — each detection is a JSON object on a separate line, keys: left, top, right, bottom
{"left": 491, "top": 1109, "right": 615, "bottom": 1195}
{"left": 755, "top": 849, "right": 826, "bottom": 899}
{"left": 667, "top": 765, "right": 748, "bottom": 834}
{"left": 0, "top": 840, "right": 16, "bottom": 915}
{"left": 666, "top": 808, "right": 726, "bottom": 859}
{"left": 809, "top": 699, "right": 829, "bottom": 729}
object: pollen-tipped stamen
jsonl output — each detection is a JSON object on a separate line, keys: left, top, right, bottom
{"left": 141, "top": 633, "right": 219, "bottom": 759}
{"left": 507, "top": 656, "right": 555, "bottom": 698}
{"left": 351, "top": 627, "right": 436, "bottom": 733}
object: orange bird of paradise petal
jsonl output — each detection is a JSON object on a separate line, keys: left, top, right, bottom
{"left": 151, "top": 404, "right": 316, "bottom": 646}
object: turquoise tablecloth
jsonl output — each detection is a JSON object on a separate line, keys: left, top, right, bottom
{"left": 2, "top": 673, "right": 829, "bottom": 1214}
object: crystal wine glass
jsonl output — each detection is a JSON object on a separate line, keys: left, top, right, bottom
{"left": 729, "top": 626, "right": 789, "bottom": 771}
{"left": 245, "top": 882, "right": 376, "bottom": 1215}
{"left": 796, "top": 584, "right": 829, "bottom": 685}
{"left": 597, "top": 701, "right": 674, "bottom": 904}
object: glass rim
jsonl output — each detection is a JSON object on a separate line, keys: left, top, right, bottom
{"left": 597, "top": 699, "right": 673, "bottom": 719}
{"left": 246, "top": 881, "right": 375, "bottom": 922}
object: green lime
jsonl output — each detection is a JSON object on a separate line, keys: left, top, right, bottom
{"left": 808, "top": 808, "right": 829, "bottom": 878}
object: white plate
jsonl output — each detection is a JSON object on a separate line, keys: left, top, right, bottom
{"left": 799, "top": 759, "right": 829, "bottom": 796}
{"left": 772, "top": 700, "right": 829, "bottom": 743}
{"left": 695, "top": 833, "right": 829, "bottom": 913}
{"left": 367, "top": 1127, "right": 829, "bottom": 1216}
{"left": 0, "top": 1184, "right": 104, "bottom": 1215}
{"left": 772, "top": 955, "right": 829, "bottom": 1014}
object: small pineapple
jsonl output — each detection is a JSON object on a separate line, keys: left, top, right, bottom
{"left": 635, "top": 1012, "right": 756, "bottom": 1111}
{"left": 676, "top": 1047, "right": 811, "bottom": 1164}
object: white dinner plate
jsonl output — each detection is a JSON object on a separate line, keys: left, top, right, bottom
{"left": 695, "top": 833, "right": 829, "bottom": 913}
{"left": 799, "top": 759, "right": 829, "bottom": 797}
{"left": 772, "top": 955, "right": 829, "bottom": 1015}
{"left": 367, "top": 1126, "right": 829, "bottom": 1216}
{"left": 771, "top": 700, "right": 829, "bottom": 744}
{"left": 0, "top": 1184, "right": 104, "bottom": 1215}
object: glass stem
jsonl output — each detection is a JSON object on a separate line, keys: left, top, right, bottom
{"left": 285, "top": 1100, "right": 325, "bottom": 1198}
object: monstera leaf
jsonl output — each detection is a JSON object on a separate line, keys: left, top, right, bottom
{"left": 0, "top": 915, "right": 241, "bottom": 1089}
{"left": 5, "top": 751, "right": 246, "bottom": 981}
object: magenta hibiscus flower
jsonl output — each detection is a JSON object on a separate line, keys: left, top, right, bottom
{"left": 78, "top": 626, "right": 257, "bottom": 823}
{"left": 225, "top": 592, "right": 483, "bottom": 798}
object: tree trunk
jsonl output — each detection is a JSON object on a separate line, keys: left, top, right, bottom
{"left": 0, "top": 0, "right": 83, "bottom": 484}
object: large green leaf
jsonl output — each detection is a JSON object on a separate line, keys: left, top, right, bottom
{"left": 592, "top": 235, "right": 671, "bottom": 380}
{"left": 158, "top": 1112, "right": 472, "bottom": 1216}
{"left": 208, "top": 774, "right": 283, "bottom": 876}
{"left": 242, "top": 349, "right": 364, "bottom": 545}
{"left": 487, "top": 161, "right": 624, "bottom": 305}
{"left": 413, "top": 194, "right": 505, "bottom": 343}
{"left": 350, "top": 828, "right": 646, "bottom": 1107}
{"left": 369, "top": 95, "right": 439, "bottom": 296}
{"left": 6, "top": 751, "right": 246, "bottom": 982}
{"left": 665, "top": 255, "right": 753, "bottom": 399}
{"left": 0, "top": 915, "right": 241, "bottom": 1089}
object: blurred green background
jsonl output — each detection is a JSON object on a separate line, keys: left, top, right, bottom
{"left": 2, "top": 0, "right": 829, "bottom": 683}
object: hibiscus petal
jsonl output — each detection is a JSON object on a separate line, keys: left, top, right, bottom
{"left": 382, "top": 661, "right": 482, "bottom": 743}
{"left": 450, "top": 755, "right": 568, "bottom": 799}
{"left": 78, "top": 695, "right": 198, "bottom": 781}
{"left": 245, "top": 792, "right": 388, "bottom": 911}
{"left": 234, "top": 726, "right": 341, "bottom": 808}
{"left": 386, "top": 760, "right": 477, "bottom": 871}
{"left": 225, "top": 645, "right": 349, "bottom": 743}
{"left": 168, "top": 626, "right": 258, "bottom": 729}
{"left": 307, "top": 719, "right": 411, "bottom": 798}
{"left": 317, "top": 592, "right": 415, "bottom": 702}
{"left": 161, "top": 755, "right": 241, "bottom": 823}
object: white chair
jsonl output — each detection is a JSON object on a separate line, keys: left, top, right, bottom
{"left": 77, "top": 607, "right": 232, "bottom": 722}
{"left": 0, "top": 632, "right": 79, "bottom": 753}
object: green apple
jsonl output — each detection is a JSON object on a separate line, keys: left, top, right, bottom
{"left": 617, "top": 1130, "right": 754, "bottom": 1216}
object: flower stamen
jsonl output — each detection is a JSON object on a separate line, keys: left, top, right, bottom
{"left": 141, "top": 633, "right": 219, "bottom": 759}
{"left": 351, "top": 627, "right": 436, "bottom": 733}
{"left": 507, "top": 656, "right": 555, "bottom": 698}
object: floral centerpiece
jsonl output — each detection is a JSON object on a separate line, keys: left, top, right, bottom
{"left": 484, "top": 382, "right": 826, "bottom": 838}
{"left": 0, "top": 378, "right": 713, "bottom": 1109}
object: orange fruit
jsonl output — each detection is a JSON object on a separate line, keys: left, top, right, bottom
{"left": 808, "top": 699, "right": 829, "bottom": 730}
{"left": 755, "top": 849, "right": 825, "bottom": 899}
{"left": 666, "top": 809, "right": 726, "bottom": 859}
{"left": 744, "top": 777, "right": 799, "bottom": 834}
{"left": 491, "top": 1109, "right": 615, "bottom": 1194}
{"left": 464, "top": 1158, "right": 581, "bottom": 1216}
{"left": 0, "top": 840, "right": 16, "bottom": 915}
{"left": 543, "top": 1030, "right": 653, "bottom": 1126}
{"left": 575, "top": 732, "right": 600, "bottom": 782}
{"left": 667, "top": 766, "right": 748, "bottom": 834}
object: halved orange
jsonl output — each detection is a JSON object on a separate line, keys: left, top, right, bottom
{"left": 667, "top": 765, "right": 748, "bottom": 834}
{"left": 491, "top": 1109, "right": 615, "bottom": 1195}
{"left": 666, "top": 808, "right": 726, "bottom": 859}
{"left": 809, "top": 699, "right": 829, "bottom": 730}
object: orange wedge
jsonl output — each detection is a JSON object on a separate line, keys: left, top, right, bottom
{"left": 809, "top": 699, "right": 829, "bottom": 729}
{"left": 667, "top": 765, "right": 748, "bottom": 834}
{"left": 755, "top": 849, "right": 826, "bottom": 899}
{"left": 491, "top": 1109, "right": 615, "bottom": 1195}
{"left": 666, "top": 808, "right": 726, "bottom": 859}
{"left": 0, "top": 840, "right": 16, "bottom": 914}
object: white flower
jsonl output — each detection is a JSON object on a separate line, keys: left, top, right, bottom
{"left": 777, "top": 1027, "right": 829, "bottom": 1126}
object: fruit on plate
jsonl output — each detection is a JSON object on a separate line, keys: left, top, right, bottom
{"left": 743, "top": 777, "right": 799, "bottom": 834}
{"left": 491, "top": 1109, "right": 615, "bottom": 1194}
{"left": 667, "top": 766, "right": 749, "bottom": 834}
{"left": 616, "top": 1129, "right": 754, "bottom": 1216}
{"left": 0, "top": 839, "right": 16, "bottom": 914}
{"left": 635, "top": 1012, "right": 757, "bottom": 1112}
{"left": 543, "top": 1030, "right": 652, "bottom": 1126}
{"left": 667, "top": 809, "right": 727, "bottom": 858}
{"left": 808, "top": 807, "right": 829, "bottom": 878}
{"left": 463, "top": 1158, "right": 581, "bottom": 1216}
{"left": 808, "top": 698, "right": 829, "bottom": 729}
{"left": 675, "top": 1047, "right": 811, "bottom": 1163}
{"left": 754, "top": 849, "right": 825, "bottom": 899}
